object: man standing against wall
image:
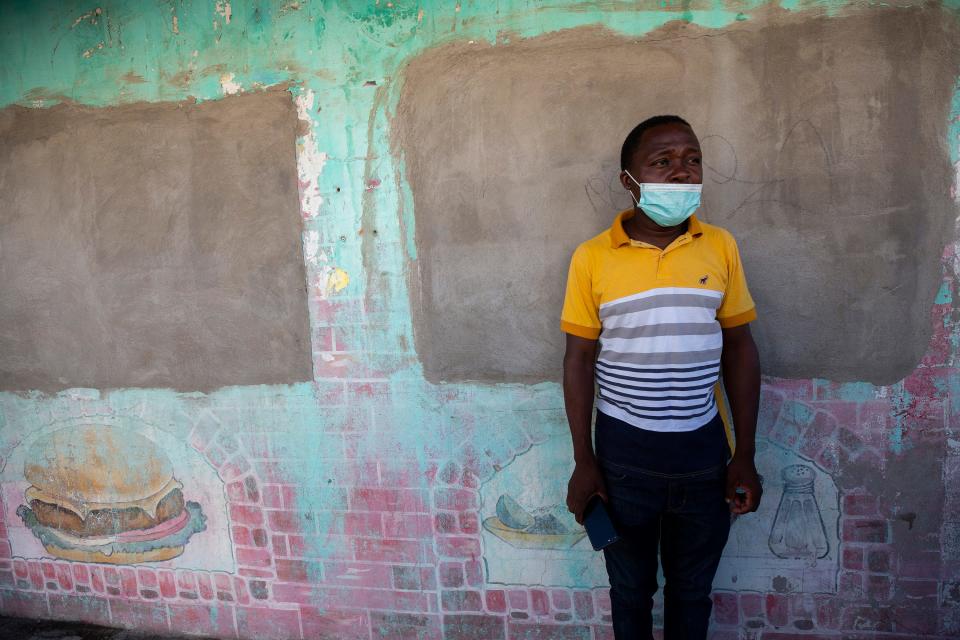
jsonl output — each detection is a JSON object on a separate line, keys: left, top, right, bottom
{"left": 562, "top": 116, "right": 762, "bottom": 640}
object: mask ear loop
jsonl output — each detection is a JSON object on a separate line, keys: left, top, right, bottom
{"left": 623, "top": 170, "right": 642, "bottom": 207}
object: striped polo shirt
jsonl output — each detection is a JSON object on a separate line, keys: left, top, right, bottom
{"left": 561, "top": 209, "right": 756, "bottom": 433}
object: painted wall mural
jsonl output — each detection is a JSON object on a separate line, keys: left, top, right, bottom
{"left": 1, "top": 417, "right": 234, "bottom": 574}
{"left": 16, "top": 425, "right": 207, "bottom": 565}
{"left": 0, "top": 2, "right": 958, "bottom": 639}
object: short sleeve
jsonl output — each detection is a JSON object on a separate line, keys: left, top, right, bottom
{"left": 716, "top": 232, "right": 757, "bottom": 328}
{"left": 561, "top": 245, "right": 601, "bottom": 340}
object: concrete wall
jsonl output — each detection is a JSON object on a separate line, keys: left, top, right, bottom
{"left": 0, "top": 1, "right": 958, "bottom": 639}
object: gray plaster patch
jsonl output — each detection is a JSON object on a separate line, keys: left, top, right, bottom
{"left": 0, "top": 89, "right": 311, "bottom": 392}
{"left": 394, "top": 6, "right": 960, "bottom": 385}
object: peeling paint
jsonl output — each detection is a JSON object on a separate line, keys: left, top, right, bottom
{"left": 218, "top": 72, "right": 241, "bottom": 95}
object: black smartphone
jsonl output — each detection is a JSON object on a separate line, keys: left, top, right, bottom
{"left": 583, "top": 495, "right": 620, "bottom": 551}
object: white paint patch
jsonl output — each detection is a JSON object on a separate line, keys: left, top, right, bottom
{"left": 172, "top": 14, "right": 179, "bottom": 34}
{"left": 219, "top": 73, "right": 241, "bottom": 95}
{"left": 215, "top": 1, "right": 232, "bottom": 24}
{"left": 303, "top": 230, "right": 320, "bottom": 266}
{"left": 294, "top": 90, "right": 328, "bottom": 219}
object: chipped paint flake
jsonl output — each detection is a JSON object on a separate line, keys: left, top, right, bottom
{"left": 172, "top": 14, "right": 179, "bottom": 34}
{"left": 294, "top": 90, "right": 328, "bottom": 219}
{"left": 215, "top": 1, "right": 232, "bottom": 25}
{"left": 219, "top": 72, "right": 241, "bottom": 95}
{"left": 71, "top": 7, "right": 102, "bottom": 28}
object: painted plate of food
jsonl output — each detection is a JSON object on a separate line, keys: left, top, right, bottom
{"left": 483, "top": 494, "right": 586, "bottom": 550}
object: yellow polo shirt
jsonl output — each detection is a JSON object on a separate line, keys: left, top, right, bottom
{"left": 561, "top": 209, "right": 756, "bottom": 433}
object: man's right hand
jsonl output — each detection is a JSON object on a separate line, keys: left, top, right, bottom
{"left": 566, "top": 458, "right": 608, "bottom": 525}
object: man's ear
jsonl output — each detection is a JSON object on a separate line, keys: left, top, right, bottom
{"left": 618, "top": 171, "right": 632, "bottom": 191}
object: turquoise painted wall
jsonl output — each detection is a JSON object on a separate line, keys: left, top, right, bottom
{"left": 1, "top": 1, "right": 960, "bottom": 638}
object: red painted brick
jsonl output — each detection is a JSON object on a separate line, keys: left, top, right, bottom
{"left": 843, "top": 546, "right": 864, "bottom": 570}
{"left": 459, "top": 512, "right": 480, "bottom": 535}
{"left": 843, "top": 519, "right": 888, "bottom": 543}
{"left": 71, "top": 564, "right": 89, "bottom": 585}
{"left": 13, "top": 559, "right": 28, "bottom": 579}
{"left": 137, "top": 567, "right": 158, "bottom": 588}
{"left": 486, "top": 589, "right": 507, "bottom": 613}
{"left": 712, "top": 592, "right": 739, "bottom": 625}
{"left": 573, "top": 591, "right": 594, "bottom": 621}
{"left": 897, "top": 578, "right": 939, "bottom": 599}
{"left": 236, "top": 606, "right": 301, "bottom": 640}
{"left": 444, "top": 614, "right": 505, "bottom": 640}
{"left": 867, "top": 548, "right": 890, "bottom": 573}
{"left": 507, "top": 622, "right": 591, "bottom": 639}
{"left": 159, "top": 570, "right": 177, "bottom": 599}
{"left": 42, "top": 561, "right": 56, "bottom": 580}
{"left": 230, "top": 504, "right": 264, "bottom": 526}
{"left": 814, "top": 594, "right": 840, "bottom": 629}
{"left": 176, "top": 569, "right": 197, "bottom": 592}
{"left": 237, "top": 547, "right": 273, "bottom": 568}
{"left": 592, "top": 625, "right": 615, "bottom": 640}
{"left": 233, "top": 525, "right": 254, "bottom": 547}
{"left": 276, "top": 559, "right": 322, "bottom": 583}
{"left": 46, "top": 594, "right": 111, "bottom": 626}
{"left": 343, "top": 511, "right": 383, "bottom": 537}
{"left": 322, "top": 561, "right": 392, "bottom": 588}
{"left": 898, "top": 551, "right": 940, "bottom": 578}
{"left": 437, "top": 536, "right": 481, "bottom": 559}
{"left": 228, "top": 480, "right": 249, "bottom": 503}
{"left": 442, "top": 590, "right": 483, "bottom": 612}
{"left": 739, "top": 592, "right": 763, "bottom": 619}
{"left": 350, "top": 487, "right": 428, "bottom": 513}
{"left": 197, "top": 573, "right": 216, "bottom": 601}
{"left": 435, "top": 512, "right": 459, "bottom": 534}
{"left": 267, "top": 509, "right": 314, "bottom": 534}
{"left": 765, "top": 593, "right": 789, "bottom": 627}
{"left": 892, "top": 605, "right": 938, "bottom": 635}
{"left": 271, "top": 582, "right": 314, "bottom": 605}
{"left": 54, "top": 563, "right": 74, "bottom": 591}
{"left": 368, "top": 611, "right": 440, "bottom": 640}
{"left": 838, "top": 571, "right": 863, "bottom": 599}
{"left": 0, "top": 570, "right": 13, "bottom": 587}
{"left": 434, "top": 488, "right": 478, "bottom": 511}
{"left": 355, "top": 537, "right": 424, "bottom": 563}
{"left": 233, "top": 577, "right": 251, "bottom": 605}
{"left": 109, "top": 599, "right": 169, "bottom": 633}
{"left": 90, "top": 567, "right": 105, "bottom": 594}
{"left": 119, "top": 567, "right": 138, "bottom": 597}
{"left": 168, "top": 603, "right": 238, "bottom": 638}
{"left": 594, "top": 590, "right": 611, "bottom": 615}
{"left": 440, "top": 562, "right": 465, "bottom": 588}
{"left": 288, "top": 534, "right": 354, "bottom": 561}
{"left": 312, "top": 586, "right": 432, "bottom": 612}
{"left": 302, "top": 607, "right": 369, "bottom": 639}
{"left": 221, "top": 456, "right": 251, "bottom": 480}
{"left": 261, "top": 484, "right": 283, "bottom": 508}
{"left": 531, "top": 589, "right": 549, "bottom": 616}
{"left": 508, "top": 589, "right": 528, "bottom": 611}
{"left": 464, "top": 560, "right": 483, "bottom": 587}
{"left": 843, "top": 494, "right": 878, "bottom": 516}
{"left": 0, "top": 589, "right": 49, "bottom": 618}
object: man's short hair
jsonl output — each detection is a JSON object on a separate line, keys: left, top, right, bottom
{"left": 620, "top": 115, "right": 691, "bottom": 170}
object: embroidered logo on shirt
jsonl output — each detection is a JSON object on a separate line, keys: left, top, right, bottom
{"left": 699, "top": 275, "right": 709, "bottom": 285}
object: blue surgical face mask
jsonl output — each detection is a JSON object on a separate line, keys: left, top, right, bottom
{"left": 624, "top": 170, "right": 702, "bottom": 227}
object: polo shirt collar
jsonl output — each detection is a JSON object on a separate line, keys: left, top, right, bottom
{"left": 610, "top": 208, "right": 703, "bottom": 248}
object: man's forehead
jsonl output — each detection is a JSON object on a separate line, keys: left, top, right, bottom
{"left": 639, "top": 124, "right": 700, "bottom": 152}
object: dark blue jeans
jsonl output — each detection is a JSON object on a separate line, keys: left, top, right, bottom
{"left": 600, "top": 459, "right": 731, "bottom": 640}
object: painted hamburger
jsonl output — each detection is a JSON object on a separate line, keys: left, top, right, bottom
{"left": 16, "top": 425, "right": 205, "bottom": 564}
